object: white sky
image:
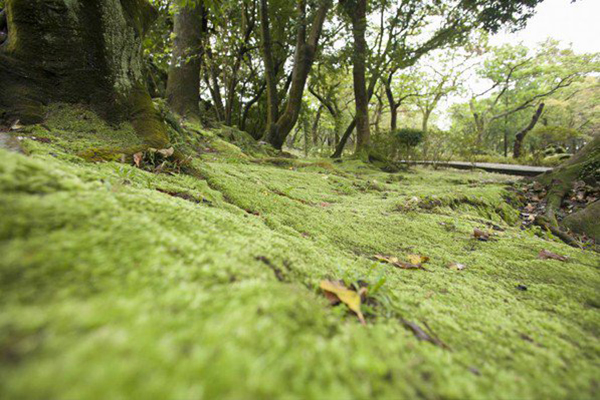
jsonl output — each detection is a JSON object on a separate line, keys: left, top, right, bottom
{"left": 489, "top": 0, "right": 600, "bottom": 54}
{"left": 435, "top": 0, "right": 600, "bottom": 129}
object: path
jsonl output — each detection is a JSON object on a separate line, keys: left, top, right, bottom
{"left": 405, "top": 160, "right": 552, "bottom": 177}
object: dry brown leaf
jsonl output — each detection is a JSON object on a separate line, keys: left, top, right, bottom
{"left": 320, "top": 280, "right": 366, "bottom": 325}
{"left": 133, "top": 152, "right": 143, "bottom": 167}
{"left": 394, "top": 260, "right": 425, "bottom": 270}
{"left": 374, "top": 254, "right": 427, "bottom": 271}
{"left": 538, "top": 249, "right": 568, "bottom": 262}
{"left": 473, "top": 228, "right": 490, "bottom": 241}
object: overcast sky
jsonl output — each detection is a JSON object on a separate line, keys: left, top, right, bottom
{"left": 489, "top": 0, "right": 600, "bottom": 54}
{"left": 435, "top": 0, "right": 599, "bottom": 128}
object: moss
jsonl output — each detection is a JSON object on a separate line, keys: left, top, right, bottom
{"left": 0, "top": 117, "right": 599, "bottom": 399}
{"left": 562, "top": 201, "right": 600, "bottom": 242}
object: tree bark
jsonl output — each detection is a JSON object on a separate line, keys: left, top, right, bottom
{"left": 166, "top": 2, "right": 204, "bottom": 121}
{"left": 311, "top": 105, "right": 323, "bottom": 146}
{"left": 0, "top": 0, "right": 168, "bottom": 147}
{"left": 259, "top": 0, "right": 280, "bottom": 142}
{"left": 224, "top": 3, "right": 255, "bottom": 126}
{"left": 513, "top": 103, "right": 544, "bottom": 158}
{"left": 422, "top": 109, "right": 432, "bottom": 133}
{"left": 535, "top": 134, "right": 600, "bottom": 238}
{"left": 349, "top": 0, "right": 370, "bottom": 157}
{"left": 263, "top": 0, "right": 331, "bottom": 150}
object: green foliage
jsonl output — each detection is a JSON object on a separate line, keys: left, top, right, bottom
{"left": 395, "top": 128, "right": 424, "bottom": 148}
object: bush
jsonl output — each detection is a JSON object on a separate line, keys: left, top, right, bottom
{"left": 395, "top": 128, "right": 425, "bottom": 148}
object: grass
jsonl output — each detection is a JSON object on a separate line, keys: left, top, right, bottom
{"left": 0, "top": 106, "right": 599, "bottom": 399}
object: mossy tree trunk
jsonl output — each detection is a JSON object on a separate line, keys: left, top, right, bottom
{"left": 165, "top": 2, "right": 204, "bottom": 121}
{"left": 0, "top": 0, "right": 169, "bottom": 147}
{"left": 260, "top": 0, "right": 330, "bottom": 150}
{"left": 536, "top": 134, "right": 600, "bottom": 237}
{"left": 347, "top": 0, "right": 370, "bottom": 158}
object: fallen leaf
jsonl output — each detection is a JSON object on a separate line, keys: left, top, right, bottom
{"left": 320, "top": 280, "right": 366, "bottom": 325}
{"left": 374, "top": 254, "right": 428, "bottom": 271}
{"left": 133, "top": 152, "right": 143, "bottom": 167}
{"left": 156, "top": 147, "right": 174, "bottom": 157}
{"left": 448, "top": 262, "right": 466, "bottom": 271}
{"left": 374, "top": 254, "right": 399, "bottom": 264}
{"left": 473, "top": 228, "right": 490, "bottom": 241}
{"left": 408, "top": 254, "right": 430, "bottom": 265}
{"left": 322, "top": 290, "right": 340, "bottom": 305}
{"left": 10, "top": 120, "right": 23, "bottom": 131}
{"left": 538, "top": 249, "right": 568, "bottom": 262}
{"left": 393, "top": 261, "right": 424, "bottom": 270}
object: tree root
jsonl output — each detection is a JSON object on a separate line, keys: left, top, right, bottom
{"left": 534, "top": 215, "right": 582, "bottom": 249}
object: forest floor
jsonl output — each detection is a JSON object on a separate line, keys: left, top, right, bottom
{"left": 0, "top": 105, "right": 599, "bottom": 400}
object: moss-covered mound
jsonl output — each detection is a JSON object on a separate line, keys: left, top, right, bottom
{"left": 0, "top": 107, "right": 599, "bottom": 399}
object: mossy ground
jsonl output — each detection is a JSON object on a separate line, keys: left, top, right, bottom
{"left": 0, "top": 107, "right": 599, "bottom": 400}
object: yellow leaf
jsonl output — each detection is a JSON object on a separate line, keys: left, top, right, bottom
{"left": 320, "top": 280, "right": 365, "bottom": 325}
{"left": 408, "top": 254, "right": 429, "bottom": 265}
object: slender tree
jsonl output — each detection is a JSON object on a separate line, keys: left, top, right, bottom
{"left": 344, "top": 0, "right": 370, "bottom": 157}
{"left": 260, "top": 0, "right": 332, "bottom": 149}
{"left": 513, "top": 102, "right": 544, "bottom": 158}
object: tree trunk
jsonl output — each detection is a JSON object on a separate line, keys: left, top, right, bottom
{"left": 166, "top": 2, "right": 204, "bottom": 121}
{"left": 332, "top": 119, "right": 357, "bottom": 158}
{"left": 536, "top": 134, "right": 599, "bottom": 232}
{"left": 264, "top": 0, "right": 331, "bottom": 150}
{"left": 331, "top": 42, "right": 380, "bottom": 158}
{"left": 422, "top": 109, "right": 431, "bottom": 133}
{"left": 349, "top": 0, "right": 370, "bottom": 157}
{"left": 390, "top": 104, "right": 398, "bottom": 132}
{"left": 259, "top": 0, "right": 280, "bottom": 143}
{"left": 311, "top": 105, "right": 323, "bottom": 146}
{"left": 0, "top": 0, "right": 169, "bottom": 147}
{"left": 513, "top": 103, "right": 544, "bottom": 158}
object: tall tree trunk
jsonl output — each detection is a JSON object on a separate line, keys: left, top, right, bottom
{"left": 0, "top": 0, "right": 169, "bottom": 147}
{"left": 204, "top": 46, "right": 226, "bottom": 121}
{"left": 264, "top": 0, "right": 331, "bottom": 150}
{"left": 224, "top": 3, "right": 255, "bottom": 126}
{"left": 513, "top": 103, "right": 544, "bottom": 158}
{"left": 166, "top": 2, "right": 204, "bottom": 121}
{"left": 422, "top": 109, "right": 431, "bottom": 133}
{"left": 349, "top": 0, "right": 370, "bottom": 157}
{"left": 311, "top": 105, "right": 323, "bottom": 146}
{"left": 259, "top": 0, "right": 279, "bottom": 142}
{"left": 331, "top": 41, "right": 380, "bottom": 158}
{"left": 390, "top": 104, "right": 398, "bottom": 132}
